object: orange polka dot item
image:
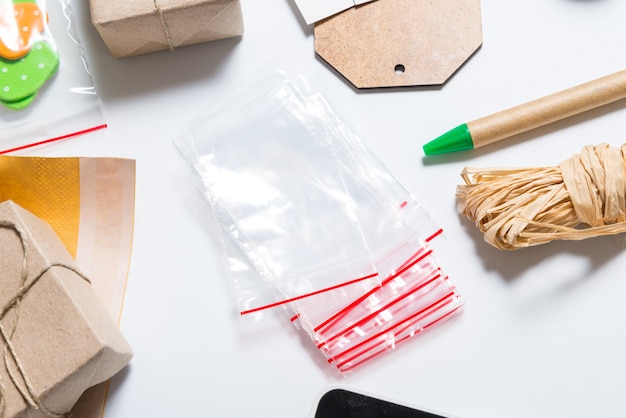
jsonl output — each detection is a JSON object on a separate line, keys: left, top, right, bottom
{"left": 0, "top": 0, "right": 47, "bottom": 60}
{"left": 0, "top": 0, "right": 57, "bottom": 110}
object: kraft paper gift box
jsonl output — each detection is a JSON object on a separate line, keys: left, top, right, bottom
{"left": 0, "top": 200, "right": 133, "bottom": 418}
{"left": 90, "top": 0, "right": 244, "bottom": 58}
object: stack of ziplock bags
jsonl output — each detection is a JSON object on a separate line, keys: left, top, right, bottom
{"left": 175, "top": 73, "right": 462, "bottom": 374}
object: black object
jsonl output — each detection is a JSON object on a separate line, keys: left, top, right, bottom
{"left": 313, "top": 388, "right": 447, "bottom": 418}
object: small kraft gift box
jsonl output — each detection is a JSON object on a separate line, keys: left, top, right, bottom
{"left": 90, "top": 0, "right": 244, "bottom": 58}
{"left": 0, "top": 200, "right": 133, "bottom": 418}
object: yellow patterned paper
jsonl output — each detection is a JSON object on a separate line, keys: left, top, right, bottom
{"left": 0, "top": 156, "right": 80, "bottom": 257}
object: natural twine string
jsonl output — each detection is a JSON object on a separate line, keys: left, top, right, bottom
{"left": 457, "top": 143, "right": 626, "bottom": 250}
{"left": 153, "top": 0, "right": 175, "bottom": 51}
{"left": 0, "top": 221, "right": 91, "bottom": 418}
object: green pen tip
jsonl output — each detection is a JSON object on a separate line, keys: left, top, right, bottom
{"left": 423, "top": 123, "right": 474, "bottom": 155}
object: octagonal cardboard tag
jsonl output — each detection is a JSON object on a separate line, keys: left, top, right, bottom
{"left": 314, "top": 0, "right": 483, "bottom": 89}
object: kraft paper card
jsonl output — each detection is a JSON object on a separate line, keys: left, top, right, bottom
{"left": 314, "top": 0, "right": 483, "bottom": 88}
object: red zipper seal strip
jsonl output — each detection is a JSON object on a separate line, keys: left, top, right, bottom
{"left": 0, "top": 124, "right": 108, "bottom": 154}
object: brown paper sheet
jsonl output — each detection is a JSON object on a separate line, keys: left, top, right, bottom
{"left": 314, "top": 0, "right": 483, "bottom": 88}
{"left": 0, "top": 156, "right": 135, "bottom": 418}
{"left": 90, "top": 0, "right": 244, "bottom": 58}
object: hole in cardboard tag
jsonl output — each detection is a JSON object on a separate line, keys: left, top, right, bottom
{"left": 314, "top": 0, "right": 483, "bottom": 88}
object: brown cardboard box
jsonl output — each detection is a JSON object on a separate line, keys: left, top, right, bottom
{"left": 90, "top": 0, "right": 244, "bottom": 58}
{"left": 0, "top": 200, "right": 133, "bottom": 418}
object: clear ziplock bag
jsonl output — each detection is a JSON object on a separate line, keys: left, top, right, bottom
{"left": 177, "top": 71, "right": 463, "bottom": 373}
{"left": 272, "top": 80, "right": 462, "bottom": 373}
{"left": 176, "top": 79, "right": 382, "bottom": 315}
{"left": 1, "top": 0, "right": 105, "bottom": 153}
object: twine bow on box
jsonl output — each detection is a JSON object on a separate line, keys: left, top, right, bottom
{"left": 457, "top": 143, "right": 626, "bottom": 249}
{"left": 0, "top": 221, "right": 90, "bottom": 418}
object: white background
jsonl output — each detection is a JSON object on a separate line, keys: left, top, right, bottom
{"left": 30, "top": 0, "right": 626, "bottom": 417}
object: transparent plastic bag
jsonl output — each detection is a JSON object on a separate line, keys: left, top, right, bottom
{"left": 176, "top": 71, "right": 463, "bottom": 373}
{"left": 297, "top": 210, "right": 462, "bottom": 374}
{"left": 0, "top": 0, "right": 105, "bottom": 153}
{"left": 176, "top": 80, "right": 381, "bottom": 314}
{"left": 282, "top": 106, "right": 462, "bottom": 372}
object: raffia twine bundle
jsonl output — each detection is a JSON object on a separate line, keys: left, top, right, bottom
{"left": 457, "top": 143, "right": 626, "bottom": 250}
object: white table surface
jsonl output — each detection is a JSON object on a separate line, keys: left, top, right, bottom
{"left": 29, "top": 0, "right": 626, "bottom": 417}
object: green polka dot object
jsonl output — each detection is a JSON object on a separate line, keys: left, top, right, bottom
{"left": 2, "top": 93, "right": 36, "bottom": 110}
{"left": 0, "top": 40, "right": 59, "bottom": 107}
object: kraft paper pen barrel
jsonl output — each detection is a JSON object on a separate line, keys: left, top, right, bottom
{"left": 423, "top": 69, "right": 626, "bottom": 155}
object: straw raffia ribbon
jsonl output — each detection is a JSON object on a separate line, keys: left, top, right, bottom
{"left": 457, "top": 143, "right": 626, "bottom": 250}
{"left": 0, "top": 221, "right": 91, "bottom": 418}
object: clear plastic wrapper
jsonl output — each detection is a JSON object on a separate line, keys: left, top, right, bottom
{"left": 303, "top": 227, "right": 462, "bottom": 373}
{"left": 177, "top": 71, "right": 463, "bottom": 373}
{"left": 176, "top": 80, "right": 381, "bottom": 315}
{"left": 290, "top": 199, "right": 461, "bottom": 373}
{"left": 1, "top": 0, "right": 105, "bottom": 153}
{"left": 275, "top": 79, "right": 463, "bottom": 373}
